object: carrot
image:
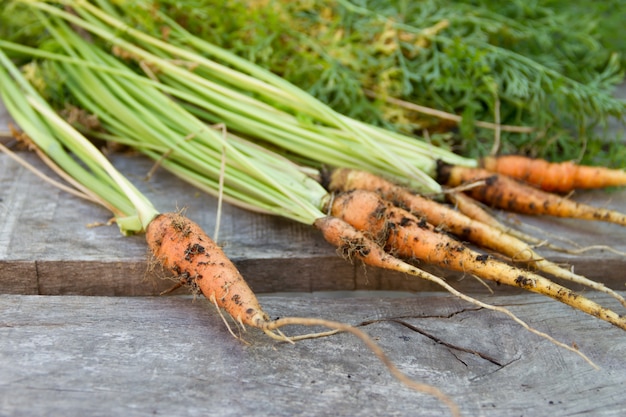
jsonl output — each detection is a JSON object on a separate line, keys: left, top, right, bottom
{"left": 327, "top": 168, "right": 626, "bottom": 308}
{"left": 313, "top": 216, "right": 597, "bottom": 368}
{"left": 481, "top": 155, "right": 626, "bottom": 193}
{"left": 146, "top": 212, "right": 270, "bottom": 328}
{"left": 447, "top": 191, "right": 626, "bottom": 257}
{"left": 144, "top": 212, "right": 462, "bottom": 415}
{"left": 327, "top": 189, "right": 626, "bottom": 331}
{"left": 437, "top": 162, "right": 626, "bottom": 226}
{"left": 445, "top": 191, "right": 557, "bottom": 246}
{"left": 447, "top": 191, "right": 529, "bottom": 236}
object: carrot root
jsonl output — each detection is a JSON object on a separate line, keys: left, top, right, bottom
{"left": 481, "top": 155, "right": 626, "bottom": 193}
{"left": 313, "top": 215, "right": 599, "bottom": 368}
{"left": 437, "top": 163, "right": 626, "bottom": 227}
{"left": 146, "top": 212, "right": 271, "bottom": 328}
{"left": 145, "top": 212, "right": 463, "bottom": 412}
{"left": 445, "top": 191, "right": 557, "bottom": 247}
{"left": 263, "top": 316, "right": 462, "bottom": 417}
{"left": 327, "top": 168, "right": 626, "bottom": 309}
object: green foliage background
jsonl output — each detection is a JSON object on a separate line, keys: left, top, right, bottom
{"left": 2, "top": 0, "right": 626, "bottom": 166}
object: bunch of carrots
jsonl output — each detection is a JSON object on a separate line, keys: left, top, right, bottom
{"left": 0, "top": 46, "right": 468, "bottom": 416}
{"left": 2, "top": 2, "right": 626, "bottom": 416}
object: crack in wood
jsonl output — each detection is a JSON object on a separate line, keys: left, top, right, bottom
{"left": 358, "top": 314, "right": 504, "bottom": 366}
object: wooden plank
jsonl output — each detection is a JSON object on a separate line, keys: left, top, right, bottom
{"left": 0, "top": 292, "right": 624, "bottom": 417}
{"left": 2, "top": 150, "right": 625, "bottom": 295}
{"left": 0, "top": 261, "right": 37, "bottom": 295}
{"left": 0, "top": 150, "right": 349, "bottom": 294}
{"left": 2, "top": 98, "right": 626, "bottom": 296}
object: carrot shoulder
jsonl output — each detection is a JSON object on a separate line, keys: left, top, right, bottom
{"left": 438, "top": 163, "right": 626, "bottom": 226}
{"left": 480, "top": 155, "right": 626, "bottom": 193}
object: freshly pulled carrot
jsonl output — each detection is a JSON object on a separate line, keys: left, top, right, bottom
{"left": 445, "top": 191, "right": 560, "bottom": 250}
{"left": 327, "top": 168, "right": 626, "bottom": 307}
{"left": 446, "top": 192, "right": 626, "bottom": 257}
{"left": 146, "top": 212, "right": 270, "bottom": 328}
{"left": 328, "top": 190, "right": 626, "bottom": 331}
{"left": 313, "top": 216, "right": 597, "bottom": 368}
{"left": 145, "top": 212, "right": 461, "bottom": 415}
{"left": 481, "top": 155, "right": 626, "bottom": 193}
{"left": 447, "top": 190, "right": 516, "bottom": 230}
{"left": 329, "top": 169, "right": 626, "bottom": 305}
{"left": 437, "top": 163, "right": 626, "bottom": 227}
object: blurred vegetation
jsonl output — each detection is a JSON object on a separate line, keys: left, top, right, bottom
{"left": 2, "top": 0, "right": 626, "bottom": 166}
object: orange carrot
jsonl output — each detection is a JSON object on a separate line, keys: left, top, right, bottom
{"left": 447, "top": 191, "right": 515, "bottom": 231}
{"left": 146, "top": 212, "right": 270, "bottom": 328}
{"left": 481, "top": 155, "right": 626, "bottom": 193}
{"left": 327, "top": 168, "right": 626, "bottom": 307}
{"left": 445, "top": 191, "right": 577, "bottom": 251}
{"left": 437, "top": 163, "right": 626, "bottom": 226}
{"left": 447, "top": 192, "right": 626, "bottom": 257}
{"left": 145, "top": 212, "right": 461, "bottom": 415}
{"left": 313, "top": 216, "right": 597, "bottom": 368}
{"left": 328, "top": 190, "right": 626, "bottom": 331}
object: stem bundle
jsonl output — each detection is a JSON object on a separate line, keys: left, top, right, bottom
{"left": 6, "top": 0, "right": 477, "bottom": 193}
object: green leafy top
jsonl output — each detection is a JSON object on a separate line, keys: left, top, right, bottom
{"left": 140, "top": 0, "right": 626, "bottom": 164}
{"left": 3, "top": 0, "right": 625, "bottom": 167}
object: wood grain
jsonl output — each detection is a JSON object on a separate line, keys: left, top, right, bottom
{"left": 1, "top": 293, "right": 624, "bottom": 417}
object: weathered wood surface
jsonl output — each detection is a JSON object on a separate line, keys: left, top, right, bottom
{"left": 1, "top": 148, "right": 625, "bottom": 295}
{"left": 1, "top": 292, "right": 625, "bottom": 417}
{"left": 2, "top": 150, "right": 626, "bottom": 296}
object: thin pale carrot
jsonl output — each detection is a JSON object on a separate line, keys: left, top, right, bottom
{"left": 481, "top": 155, "right": 626, "bottom": 193}
{"left": 448, "top": 190, "right": 567, "bottom": 247}
{"left": 327, "top": 168, "right": 626, "bottom": 307}
{"left": 437, "top": 163, "right": 626, "bottom": 227}
{"left": 328, "top": 189, "right": 626, "bottom": 331}
{"left": 313, "top": 216, "right": 598, "bottom": 368}
{"left": 446, "top": 191, "right": 535, "bottom": 240}
{"left": 447, "top": 192, "right": 626, "bottom": 257}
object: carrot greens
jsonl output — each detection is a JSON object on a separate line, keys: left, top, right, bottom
{"left": 83, "top": 0, "right": 626, "bottom": 165}
{"left": 0, "top": 49, "right": 157, "bottom": 233}
{"left": 5, "top": 0, "right": 477, "bottom": 194}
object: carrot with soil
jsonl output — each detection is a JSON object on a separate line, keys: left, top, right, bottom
{"left": 313, "top": 216, "right": 597, "bottom": 368}
{"left": 146, "top": 212, "right": 270, "bottom": 330}
{"left": 134, "top": 211, "right": 467, "bottom": 412}
{"left": 438, "top": 162, "right": 626, "bottom": 227}
{"left": 328, "top": 189, "right": 626, "bottom": 331}
{"left": 480, "top": 155, "right": 626, "bottom": 193}
{"left": 445, "top": 191, "right": 541, "bottom": 243}
{"left": 445, "top": 191, "right": 625, "bottom": 257}
{"left": 327, "top": 168, "right": 626, "bottom": 308}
